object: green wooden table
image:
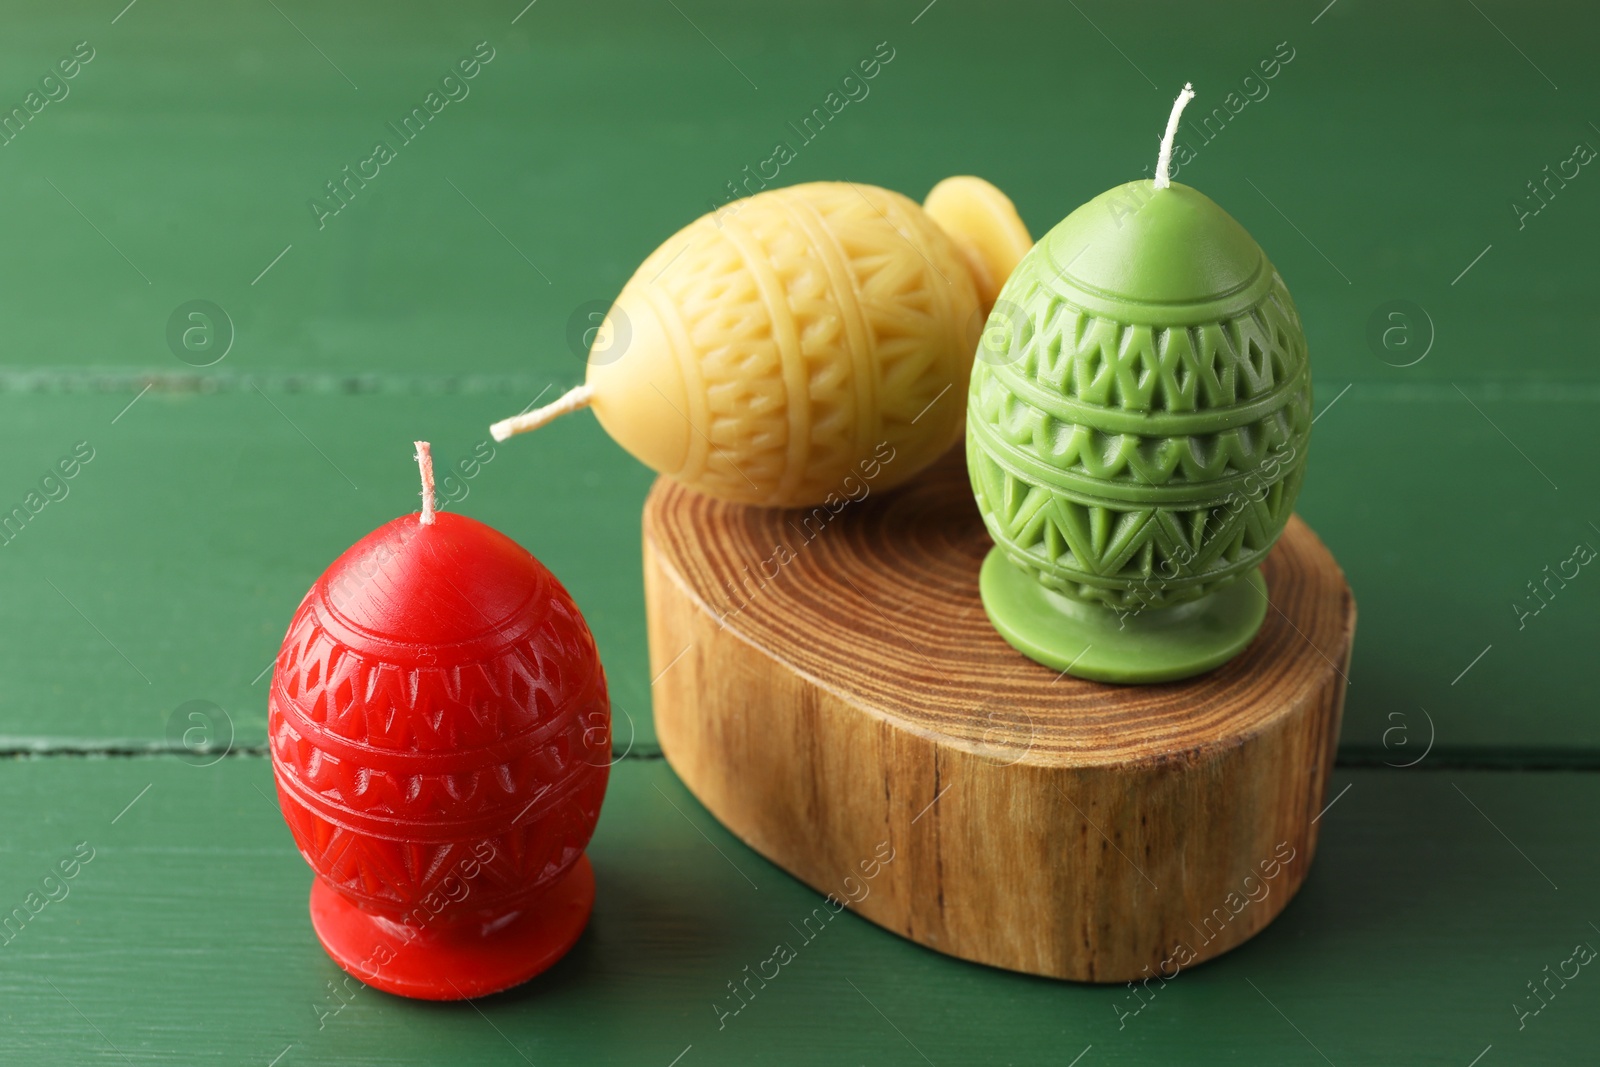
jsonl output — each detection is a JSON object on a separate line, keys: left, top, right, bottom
{"left": 1, "top": 0, "right": 1595, "bottom": 1062}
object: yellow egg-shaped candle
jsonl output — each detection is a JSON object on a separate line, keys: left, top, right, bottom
{"left": 491, "top": 177, "right": 1031, "bottom": 508}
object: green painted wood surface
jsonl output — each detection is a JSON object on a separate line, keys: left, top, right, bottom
{"left": 0, "top": 0, "right": 1590, "bottom": 753}
{"left": 0, "top": 390, "right": 654, "bottom": 751}
{"left": 0, "top": 759, "right": 1593, "bottom": 1065}
{"left": 0, "top": 384, "right": 1589, "bottom": 752}
{"left": 0, "top": 0, "right": 1593, "bottom": 1061}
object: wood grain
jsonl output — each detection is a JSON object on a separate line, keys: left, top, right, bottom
{"left": 645, "top": 446, "right": 1355, "bottom": 981}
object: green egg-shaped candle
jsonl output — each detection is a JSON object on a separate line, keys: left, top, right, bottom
{"left": 968, "top": 86, "right": 1312, "bottom": 683}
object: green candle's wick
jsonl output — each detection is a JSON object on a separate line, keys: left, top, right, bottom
{"left": 1154, "top": 82, "right": 1196, "bottom": 190}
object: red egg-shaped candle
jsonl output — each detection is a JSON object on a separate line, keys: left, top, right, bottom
{"left": 268, "top": 443, "right": 610, "bottom": 1000}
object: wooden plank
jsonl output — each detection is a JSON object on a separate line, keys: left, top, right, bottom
{"left": 0, "top": 0, "right": 1588, "bottom": 388}
{"left": 0, "top": 384, "right": 1594, "bottom": 758}
{"left": 0, "top": 756, "right": 1592, "bottom": 1064}
{"left": 0, "top": 383, "right": 1593, "bottom": 751}
{"left": 0, "top": 0, "right": 1588, "bottom": 757}
{"left": 1302, "top": 384, "right": 1600, "bottom": 756}
{"left": 0, "top": 390, "right": 653, "bottom": 750}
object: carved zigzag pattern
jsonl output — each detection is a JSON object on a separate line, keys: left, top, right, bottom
{"left": 818, "top": 186, "right": 971, "bottom": 456}
{"left": 969, "top": 272, "right": 1311, "bottom": 610}
{"left": 268, "top": 585, "right": 609, "bottom": 918}
{"left": 744, "top": 195, "right": 856, "bottom": 505}
{"left": 969, "top": 438, "right": 1306, "bottom": 610}
{"left": 988, "top": 275, "right": 1306, "bottom": 414}
{"left": 274, "top": 593, "right": 600, "bottom": 752}
{"left": 282, "top": 772, "right": 605, "bottom": 916}
{"left": 971, "top": 369, "right": 1308, "bottom": 486}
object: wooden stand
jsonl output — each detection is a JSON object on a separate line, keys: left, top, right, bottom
{"left": 644, "top": 448, "right": 1354, "bottom": 983}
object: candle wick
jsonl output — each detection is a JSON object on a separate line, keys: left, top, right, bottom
{"left": 414, "top": 440, "right": 436, "bottom": 525}
{"left": 1153, "top": 82, "right": 1195, "bottom": 191}
{"left": 490, "top": 383, "right": 596, "bottom": 442}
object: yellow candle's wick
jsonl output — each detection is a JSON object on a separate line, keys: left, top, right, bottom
{"left": 490, "top": 383, "right": 596, "bottom": 442}
{"left": 1154, "top": 82, "right": 1196, "bottom": 190}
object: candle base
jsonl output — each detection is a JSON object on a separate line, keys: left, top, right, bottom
{"left": 977, "top": 550, "right": 1269, "bottom": 684}
{"left": 308, "top": 854, "right": 595, "bottom": 1001}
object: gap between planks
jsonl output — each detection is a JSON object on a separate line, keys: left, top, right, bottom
{"left": 0, "top": 744, "right": 1593, "bottom": 771}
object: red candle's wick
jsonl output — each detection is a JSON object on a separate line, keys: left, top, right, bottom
{"left": 414, "top": 441, "right": 436, "bottom": 525}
